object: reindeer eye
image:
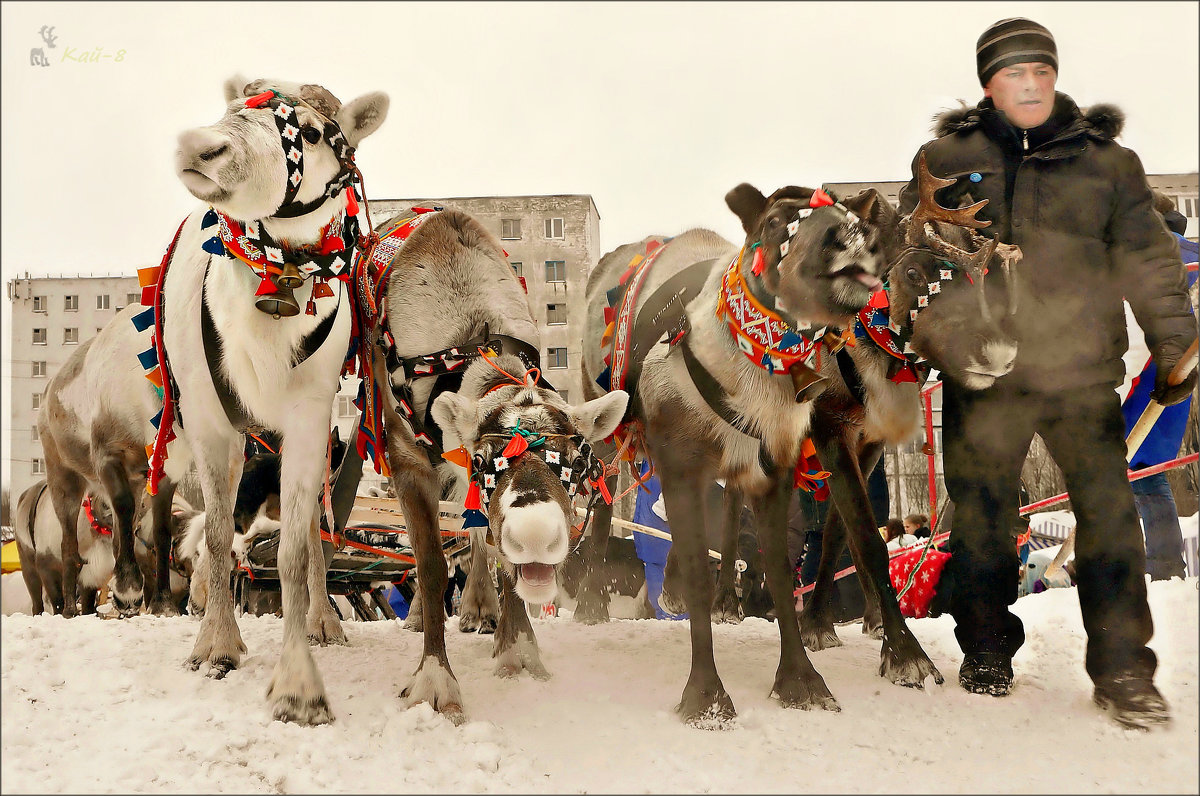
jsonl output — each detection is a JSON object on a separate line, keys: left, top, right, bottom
{"left": 301, "top": 126, "right": 322, "bottom": 145}
{"left": 767, "top": 215, "right": 782, "bottom": 229}
{"left": 905, "top": 267, "right": 924, "bottom": 285}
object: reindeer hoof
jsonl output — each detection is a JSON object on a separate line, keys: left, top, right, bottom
{"left": 880, "top": 640, "right": 945, "bottom": 688}
{"left": 571, "top": 597, "right": 610, "bottom": 625}
{"left": 269, "top": 692, "right": 334, "bottom": 726}
{"left": 112, "top": 594, "right": 144, "bottom": 618}
{"left": 676, "top": 686, "right": 736, "bottom": 729}
{"left": 459, "top": 611, "right": 498, "bottom": 634}
{"left": 148, "top": 596, "right": 181, "bottom": 617}
{"left": 772, "top": 672, "right": 841, "bottom": 711}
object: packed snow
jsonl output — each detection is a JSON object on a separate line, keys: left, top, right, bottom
{"left": 2, "top": 570, "right": 1197, "bottom": 794}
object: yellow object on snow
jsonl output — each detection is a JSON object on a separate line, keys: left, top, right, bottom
{"left": 1, "top": 540, "right": 22, "bottom": 574}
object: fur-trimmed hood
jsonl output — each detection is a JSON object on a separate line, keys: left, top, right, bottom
{"left": 932, "top": 94, "right": 1124, "bottom": 140}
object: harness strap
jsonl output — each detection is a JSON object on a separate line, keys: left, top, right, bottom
{"left": 616, "top": 259, "right": 716, "bottom": 415}
{"left": 836, "top": 346, "right": 869, "bottom": 408}
{"left": 200, "top": 273, "right": 341, "bottom": 432}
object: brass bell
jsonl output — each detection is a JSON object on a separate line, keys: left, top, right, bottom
{"left": 254, "top": 284, "right": 301, "bottom": 318}
{"left": 276, "top": 260, "right": 304, "bottom": 290}
{"left": 788, "top": 362, "right": 827, "bottom": 403}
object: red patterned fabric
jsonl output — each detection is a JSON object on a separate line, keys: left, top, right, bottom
{"left": 888, "top": 546, "right": 950, "bottom": 618}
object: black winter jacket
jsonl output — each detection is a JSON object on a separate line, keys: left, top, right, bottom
{"left": 899, "top": 92, "right": 1196, "bottom": 393}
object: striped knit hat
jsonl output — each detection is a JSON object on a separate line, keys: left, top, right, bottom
{"left": 976, "top": 18, "right": 1058, "bottom": 86}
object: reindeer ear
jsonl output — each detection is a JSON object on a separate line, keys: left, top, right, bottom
{"left": 431, "top": 392, "right": 479, "bottom": 448}
{"left": 568, "top": 391, "right": 629, "bottom": 442}
{"left": 842, "top": 188, "right": 897, "bottom": 228}
{"left": 337, "top": 91, "right": 390, "bottom": 146}
{"left": 224, "top": 74, "right": 250, "bottom": 103}
{"left": 726, "top": 184, "right": 768, "bottom": 235}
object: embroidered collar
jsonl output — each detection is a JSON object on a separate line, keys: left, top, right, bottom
{"left": 716, "top": 247, "right": 829, "bottom": 374}
{"left": 204, "top": 206, "right": 357, "bottom": 285}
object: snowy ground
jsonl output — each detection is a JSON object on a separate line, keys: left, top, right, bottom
{"left": 1, "top": 575, "right": 1197, "bottom": 794}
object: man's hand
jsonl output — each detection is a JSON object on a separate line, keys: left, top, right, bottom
{"left": 1151, "top": 357, "right": 1198, "bottom": 406}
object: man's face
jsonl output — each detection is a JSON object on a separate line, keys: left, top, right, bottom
{"left": 984, "top": 62, "right": 1057, "bottom": 129}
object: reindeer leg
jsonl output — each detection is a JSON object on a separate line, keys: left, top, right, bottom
{"left": 44, "top": 462, "right": 85, "bottom": 618}
{"left": 649, "top": 440, "right": 735, "bottom": 727}
{"left": 95, "top": 455, "right": 144, "bottom": 617}
{"left": 187, "top": 438, "right": 247, "bottom": 678}
{"left": 18, "top": 543, "right": 45, "bottom": 616}
{"left": 493, "top": 567, "right": 550, "bottom": 679}
{"left": 391, "top": 443, "right": 465, "bottom": 725}
{"left": 306, "top": 509, "right": 346, "bottom": 645}
{"left": 458, "top": 533, "right": 499, "bottom": 633}
{"left": 812, "top": 436, "right": 943, "bottom": 689}
{"left": 711, "top": 486, "right": 745, "bottom": 624}
{"left": 799, "top": 506, "right": 847, "bottom": 650}
{"left": 658, "top": 543, "right": 689, "bottom": 617}
{"left": 266, "top": 418, "right": 333, "bottom": 725}
{"left": 80, "top": 588, "right": 99, "bottom": 615}
{"left": 753, "top": 468, "right": 840, "bottom": 712}
{"left": 573, "top": 468, "right": 619, "bottom": 624}
{"left": 145, "top": 478, "right": 179, "bottom": 615}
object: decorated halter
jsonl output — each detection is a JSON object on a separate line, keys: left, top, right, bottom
{"left": 195, "top": 89, "right": 365, "bottom": 317}
{"left": 81, "top": 494, "right": 112, "bottom": 537}
{"left": 718, "top": 189, "right": 859, "bottom": 375}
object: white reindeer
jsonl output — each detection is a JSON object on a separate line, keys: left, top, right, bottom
{"left": 167, "top": 76, "right": 387, "bottom": 724}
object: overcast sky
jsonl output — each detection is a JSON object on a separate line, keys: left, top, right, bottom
{"left": 2, "top": 1, "right": 1197, "bottom": 490}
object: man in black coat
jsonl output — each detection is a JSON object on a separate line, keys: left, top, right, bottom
{"left": 899, "top": 17, "right": 1196, "bottom": 729}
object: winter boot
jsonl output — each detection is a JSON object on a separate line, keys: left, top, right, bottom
{"left": 1093, "top": 673, "right": 1171, "bottom": 730}
{"left": 959, "top": 652, "right": 1013, "bottom": 696}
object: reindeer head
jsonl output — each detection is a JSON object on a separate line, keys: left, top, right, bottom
{"left": 725, "top": 183, "right": 894, "bottom": 328}
{"left": 175, "top": 76, "right": 388, "bottom": 222}
{"left": 432, "top": 354, "right": 628, "bottom": 605}
{"left": 886, "top": 153, "right": 1021, "bottom": 389}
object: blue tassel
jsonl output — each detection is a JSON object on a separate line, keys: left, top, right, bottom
{"left": 596, "top": 365, "right": 612, "bottom": 392}
{"left": 202, "top": 236, "right": 225, "bottom": 256}
{"left": 150, "top": 407, "right": 163, "bottom": 430}
{"left": 778, "top": 330, "right": 804, "bottom": 349}
{"left": 461, "top": 509, "right": 489, "bottom": 530}
{"left": 131, "top": 307, "right": 155, "bottom": 332}
{"left": 137, "top": 346, "right": 159, "bottom": 370}
{"left": 201, "top": 209, "right": 218, "bottom": 229}
{"left": 761, "top": 352, "right": 775, "bottom": 373}
{"left": 606, "top": 284, "right": 624, "bottom": 307}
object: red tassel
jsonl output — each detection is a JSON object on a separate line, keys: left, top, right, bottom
{"left": 465, "top": 480, "right": 482, "bottom": 511}
{"left": 345, "top": 187, "right": 359, "bottom": 216}
{"left": 751, "top": 246, "right": 766, "bottom": 276}
{"left": 501, "top": 433, "right": 529, "bottom": 458}
{"left": 595, "top": 476, "right": 613, "bottom": 505}
{"left": 809, "top": 188, "right": 834, "bottom": 208}
{"left": 255, "top": 276, "right": 278, "bottom": 296}
{"left": 245, "top": 91, "right": 275, "bottom": 108}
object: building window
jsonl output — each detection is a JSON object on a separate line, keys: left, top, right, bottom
{"left": 510, "top": 262, "right": 523, "bottom": 278}
{"left": 558, "top": 389, "right": 568, "bottom": 403}
{"left": 501, "top": 218, "right": 522, "bottom": 240}
{"left": 1184, "top": 196, "right": 1198, "bottom": 218}
{"left": 545, "top": 260, "right": 566, "bottom": 283}
{"left": 337, "top": 396, "right": 356, "bottom": 417}
{"left": 32, "top": 328, "right": 47, "bottom": 345}
{"left": 33, "top": 296, "right": 47, "bottom": 313}
{"left": 32, "top": 361, "right": 47, "bottom": 377}
{"left": 96, "top": 294, "right": 111, "bottom": 310}
{"left": 64, "top": 328, "right": 79, "bottom": 345}
{"left": 127, "top": 292, "right": 140, "bottom": 306}
{"left": 31, "top": 425, "right": 39, "bottom": 443}
{"left": 547, "top": 347, "right": 568, "bottom": 369}
{"left": 32, "top": 458, "right": 45, "bottom": 475}
{"left": 546, "top": 303, "right": 567, "bottom": 325}
{"left": 64, "top": 295, "right": 79, "bottom": 312}
{"left": 544, "top": 218, "right": 564, "bottom": 239}
{"left": 32, "top": 393, "right": 41, "bottom": 411}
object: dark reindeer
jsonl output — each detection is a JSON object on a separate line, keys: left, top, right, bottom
{"left": 799, "top": 156, "right": 1021, "bottom": 654}
{"left": 581, "top": 183, "right": 895, "bottom": 724}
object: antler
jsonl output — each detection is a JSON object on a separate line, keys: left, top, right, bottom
{"left": 904, "top": 152, "right": 991, "bottom": 247}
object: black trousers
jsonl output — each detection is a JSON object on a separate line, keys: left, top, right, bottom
{"left": 941, "top": 379, "right": 1157, "bottom": 684}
